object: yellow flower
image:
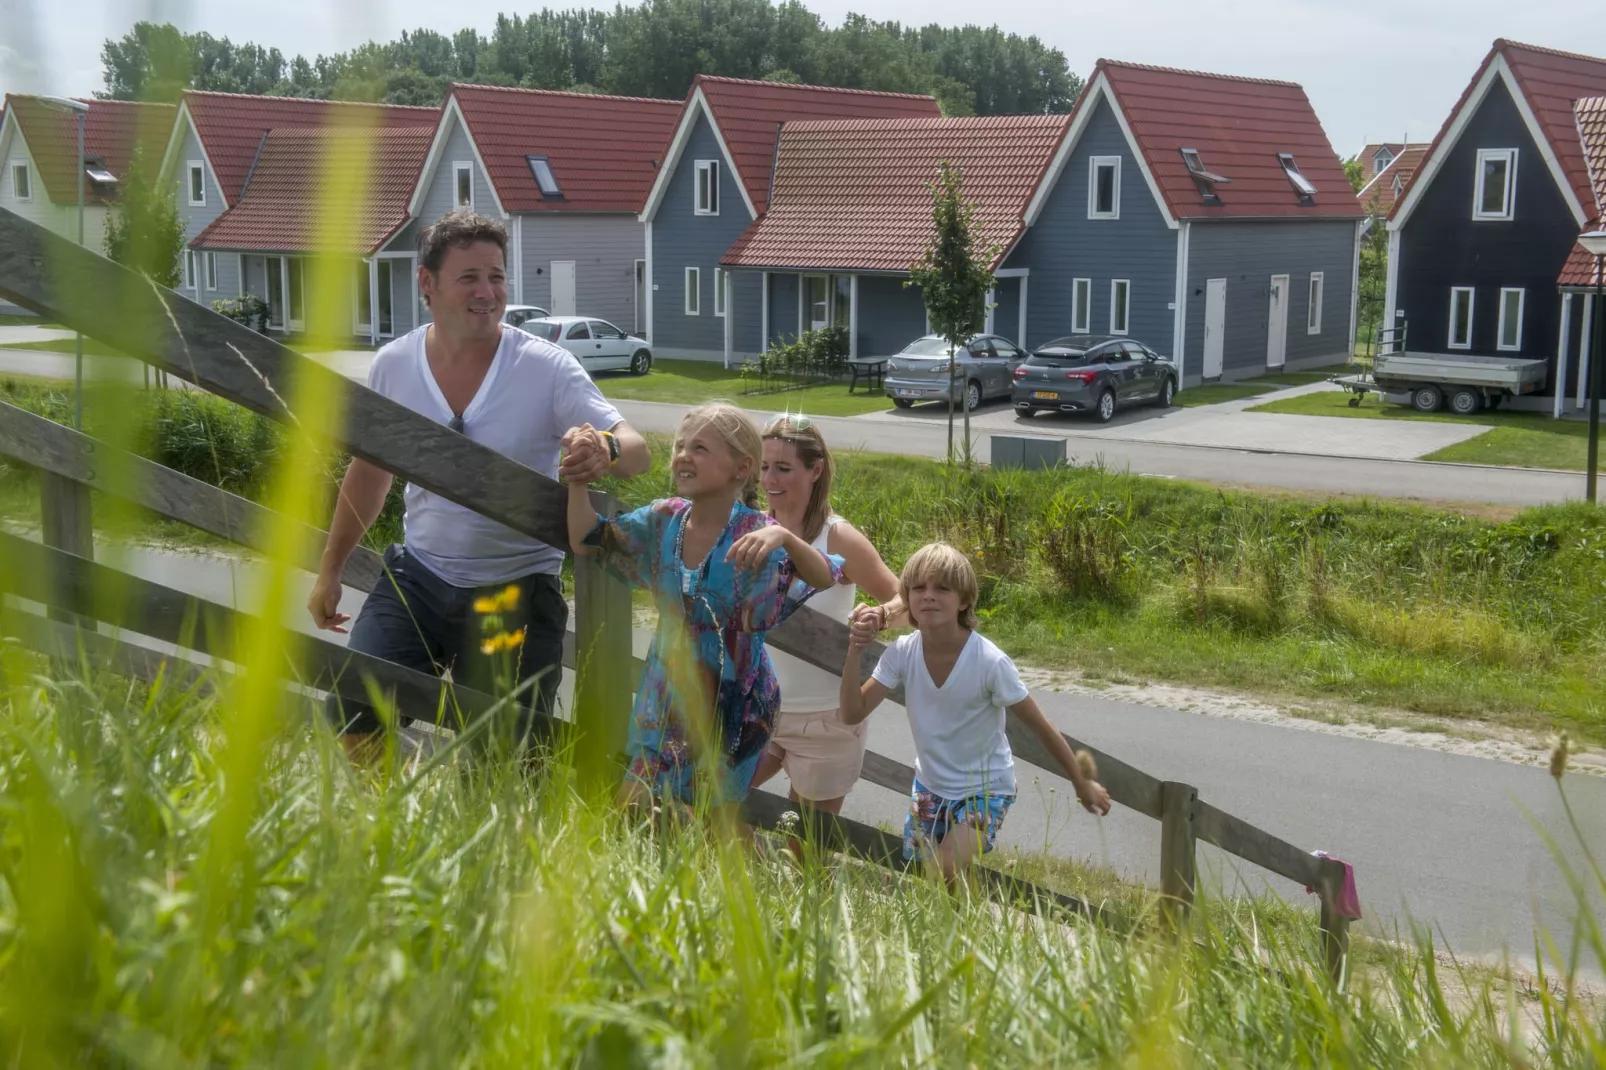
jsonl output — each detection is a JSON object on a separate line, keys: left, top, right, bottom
{"left": 473, "top": 596, "right": 499, "bottom": 615}
{"left": 497, "top": 584, "right": 522, "bottom": 612}
{"left": 479, "top": 628, "right": 527, "bottom": 656}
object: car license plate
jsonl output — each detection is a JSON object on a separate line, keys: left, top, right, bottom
{"left": 1032, "top": 391, "right": 1058, "bottom": 400}
{"left": 896, "top": 389, "right": 921, "bottom": 397}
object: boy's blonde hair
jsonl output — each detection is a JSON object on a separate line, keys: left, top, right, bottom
{"left": 678, "top": 401, "right": 762, "bottom": 507}
{"left": 762, "top": 413, "right": 835, "bottom": 542}
{"left": 898, "top": 542, "right": 979, "bottom": 629}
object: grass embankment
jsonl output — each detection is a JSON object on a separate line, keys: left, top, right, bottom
{"left": 0, "top": 660, "right": 1598, "bottom": 1065}
{"left": 597, "top": 358, "right": 895, "bottom": 417}
{"left": 1251, "top": 389, "right": 1589, "bottom": 471}
{"left": 604, "top": 435, "right": 1606, "bottom": 745}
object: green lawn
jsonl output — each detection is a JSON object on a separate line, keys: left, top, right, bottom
{"left": 1174, "top": 382, "right": 1275, "bottom": 407}
{"left": 1249, "top": 388, "right": 1590, "bottom": 470}
{"left": 1241, "top": 364, "right": 1355, "bottom": 387}
{"left": 597, "top": 359, "right": 895, "bottom": 417}
{"left": 0, "top": 314, "right": 57, "bottom": 327}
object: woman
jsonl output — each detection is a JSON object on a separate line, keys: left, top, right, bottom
{"left": 749, "top": 414, "right": 904, "bottom": 815}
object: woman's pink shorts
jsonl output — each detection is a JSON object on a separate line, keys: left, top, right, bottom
{"left": 766, "top": 707, "right": 868, "bottom": 801}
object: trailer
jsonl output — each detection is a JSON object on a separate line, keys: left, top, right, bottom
{"left": 1331, "top": 323, "right": 1547, "bottom": 415}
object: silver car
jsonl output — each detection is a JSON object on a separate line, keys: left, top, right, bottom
{"left": 883, "top": 334, "right": 1027, "bottom": 410}
{"left": 519, "top": 316, "right": 653, "bottom": 375}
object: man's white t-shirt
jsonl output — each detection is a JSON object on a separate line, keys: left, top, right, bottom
{"left": 367, "top": 324, "right": 623, "bottom": 587}
{"left": 871, "top": 630, "right": 1027, "bottom": 799}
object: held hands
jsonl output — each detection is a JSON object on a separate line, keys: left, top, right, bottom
{"left": 558, "top": 423, "right": 610, "bottom": 485}
{"left": 307, "top": 570, "right": 351, "bottom": 633}
{"left": 847, "top": 602, "right": 887, "bottom": 651}
{"left": 725, "top": 524, "right": 789, "bottom": 573}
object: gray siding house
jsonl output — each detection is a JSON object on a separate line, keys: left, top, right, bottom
{"left": 405, "top": 85, "right": 682, "bottom": 334}
{"left": 640, "top": 75, "right": 941, "bottom": 363}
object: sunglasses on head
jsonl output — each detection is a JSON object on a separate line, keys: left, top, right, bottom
{"left": 449, "top": 411, "right": 465, "bottom": 434}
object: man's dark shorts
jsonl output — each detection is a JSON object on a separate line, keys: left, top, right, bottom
{"left": 326, "top": 545, "right": 567, "bottom": 746}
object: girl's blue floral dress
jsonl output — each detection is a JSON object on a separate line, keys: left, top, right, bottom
{"left": 586, "top": 497, "right": 845, "bottom": 802}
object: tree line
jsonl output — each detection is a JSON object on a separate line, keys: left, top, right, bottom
{"left": 100, "top": 1, "right": 1080, "bottom": 117}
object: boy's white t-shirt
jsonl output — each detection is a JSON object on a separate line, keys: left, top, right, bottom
{"left": 870, "top": 630, "right": 1027, "bottom": 799}
{"left": 367, "top": 324, "right": 623, "bottom": 586}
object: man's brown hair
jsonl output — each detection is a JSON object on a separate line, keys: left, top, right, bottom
{"left": 418, "top": 211, "right": 507, "bottom": 274}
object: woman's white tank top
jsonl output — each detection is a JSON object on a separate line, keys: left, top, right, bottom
{"left": 774, "top": 516, "right": 856, "bottom": 712}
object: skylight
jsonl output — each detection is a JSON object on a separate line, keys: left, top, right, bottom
{"left": 1278, "top": 154, "right": 1317, "bottom": 203}
{"left": 527, "top": 155, "right": 561, "bottom": 198}
{"left": 1179, "top": 147, "right": 1229, "bottom": 204}
{"left": 85, "top": 164, "right": 117, "bottom": 185}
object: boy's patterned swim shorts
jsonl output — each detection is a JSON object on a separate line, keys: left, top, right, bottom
{"left": 903, "top": 778, "right": 1015, "bottom": 861}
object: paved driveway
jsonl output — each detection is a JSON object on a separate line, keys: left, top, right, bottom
{"left": 0, "top": 324, "right": 77, "bottom": 347}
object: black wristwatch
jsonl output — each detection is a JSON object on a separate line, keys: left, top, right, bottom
{"left": 601, "top": 429, "right": 621, "bottom": 464}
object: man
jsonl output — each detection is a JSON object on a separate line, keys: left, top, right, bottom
{"left": 308, "top": 211, "right": 649, "bottom": 758}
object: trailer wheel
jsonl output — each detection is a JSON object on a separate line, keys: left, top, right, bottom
{"left": 1348, "top": 396, "right": 1362, "bottom": 408}
{"left": 1447, "top": 387, "right": 1483, "bottom": 416}
{"left": 1411, "top": 385, "right": 1443, "bottom": 412}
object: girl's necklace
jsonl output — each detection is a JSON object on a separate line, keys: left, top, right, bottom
{"left": 673, "top": 511, "right": 709, "bottom": 597}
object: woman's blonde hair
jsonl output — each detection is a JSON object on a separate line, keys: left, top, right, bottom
{"left": 899, "top": 542, "right": 979, "bottom": 630}
{"left": 678, "top": 401, "right": 762, "bottom": 507}
{"left": 762, "top": 413, "right": 835, "bottom": 542}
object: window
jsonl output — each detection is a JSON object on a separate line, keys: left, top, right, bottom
{"left": 713, "top": 267, "right": 727, "bottom": 317}
{"left": 1473, "top": 148, "right": 1516, "bottom": 220}
{"left": 592, "top": 321, "right": 625, "bottom": 339}
{"left": 9, "top": 161, "right": 29, "bottom": 200}
{"left": 1278, "top": 154, "right": 1317, "bottom": 203}
{"left": 1306, "top": 272, "right": 1323, "bottom": 335}
{"left": 1392, "top": 174, "right": 1403, "bottom": 199}
{"left": 205, "top": 251, "right": 218, "bottom": 291}
{"left": 1497, "top": 288, "right": 1525, "bottom": 351}
{"left": 806, "top": 275, "right": 829, "bottom": 330}
{"left": 1110, "top": 279, "right": 1131, "bottom": 335}
{"left": 182, "top": 250, "right": 195, "bottom": 290}
{"left": 566, "top": 321, "right": 591, "bottom": 340}
{"left": 85, "top": 160, "right": 117, "bottom": 187}
{"left": 1071, "top": 277, "right": 1091, "bottom": 334}
{"left": 1447, "top": 287, "right": 1474, "bottom": 350}
{"left": 526, "top": 155, "right": 561, "bottom": 198}
{"left": 286, "top": 258, "right": 305, "bottom": 326}
{"left": 266, "top": 257, "right": 285, "bottom": 328}
{"left": 1088, "top": 156, "right": 1121, "bottom": 219}
{"left": 187, "top": 162, "right": 205, "bottom": 206}
{"left": 833, "top": 274, "right": 852, "bottom": 330}
{"left": 453, "top": 162, "right": 473, "bottom": 210}
{"left": 1373, "top": 147, "right": 1394, "bottom": 172}
{"left": 355, "top": 261, "right": 372, "bottom": 329}
{"left": 684, "top": 267, "right": 700, "bottom": 315}
{"left": 695, "top": 160, "right": 719, "bottom": 215}
{"left": 1180, "top": 146, "right": 1228, "bottom": 204}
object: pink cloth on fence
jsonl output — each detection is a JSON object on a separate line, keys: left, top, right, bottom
{"left": 1304, "top": 851, "right": 1362, "bottom": 920}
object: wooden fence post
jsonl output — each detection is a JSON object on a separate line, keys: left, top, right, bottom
{"left": 1159, "top": 781, "right": 1198, "bottom": 928}
{"left": 40, "top": 470, "right": 93, "bottom": 624}
{"left": 1317, "top": 866, "right": 1352, "bottom": 987}
{"left": 572, "top": 491, "right": 632, "bottom": 790}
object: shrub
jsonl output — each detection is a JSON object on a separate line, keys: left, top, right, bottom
{"left": 742, "top": 326, "right": 850, "bottom": 394}
{"left": 213, "top": 294, "right": 271, "bottom": 334}
{"left": 1037, "top": 488, "right": 1132, "bottom": 601}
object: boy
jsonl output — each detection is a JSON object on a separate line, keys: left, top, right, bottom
{"left": 840, "top": 543, "right": 1111, "bottom": 883}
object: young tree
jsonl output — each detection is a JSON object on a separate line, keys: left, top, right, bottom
{"left": 907, "top": 161, "right": 996, "bottom": 463}
{"left": 103, "top": 146, "right": 185, "bottom": 290}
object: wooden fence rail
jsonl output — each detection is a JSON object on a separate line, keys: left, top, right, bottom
{"left": 0, "top": 206, "right": 1353, "bottom": 981}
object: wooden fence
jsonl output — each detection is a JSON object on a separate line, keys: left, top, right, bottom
{"left": 0, "top": 208, "right": 1355, "bottom": 981}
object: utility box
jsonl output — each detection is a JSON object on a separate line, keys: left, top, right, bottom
{"left": 989, "top": 434, "right": 1065, "bottom": 471}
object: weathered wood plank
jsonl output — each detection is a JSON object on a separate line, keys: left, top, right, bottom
{"left": 0, "top": 399, "right": 384, "bottom": 593}
{"left": 4, "top": 608, "right": 216, "bottom": 696}
{"left": 1159, "top": 781, "right": 1198, "bottom": 927}
{"left": 0, "top": 208, "right": 568, "bottom": 548}
{"left": 572, "top": 493, "right": 633, "bottom": 785}
{"left": 1192, "top": 799, "right": 1325, "bottom": 889}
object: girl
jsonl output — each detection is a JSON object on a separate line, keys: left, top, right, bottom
{"left": 567, "top": 402, "right": 845, "bottom": 811}
{"left": 840, "top": 543, "right": 1111, "bottom": 883}
{"left": 750, "top": 414, "right": 905, "bottom": 815}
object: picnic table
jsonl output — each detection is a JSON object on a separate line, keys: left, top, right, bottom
{"left": 846, "top": 356, "right": 886, "bottom": 394}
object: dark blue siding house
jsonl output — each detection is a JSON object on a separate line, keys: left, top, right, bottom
{"left": 1386, "top": 39, "right": 1606, "bottom": 415}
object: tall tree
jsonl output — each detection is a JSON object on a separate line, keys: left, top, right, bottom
{"left": 103, "top": 147, "right": 185, "bottom": 290}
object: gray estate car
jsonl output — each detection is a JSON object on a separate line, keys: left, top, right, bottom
{"left": 1011, "top": 336, "right": 1176, "bottom": 423}
{"left": 883, "top": 334, "right": 1027, "bottom": 410}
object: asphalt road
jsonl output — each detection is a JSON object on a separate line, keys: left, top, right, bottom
{"left": 18, "top": 540, "right": 1600, "bottom": 975}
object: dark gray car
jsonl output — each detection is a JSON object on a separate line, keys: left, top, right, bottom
{"left": 883, "top": 333, "right": 1027, "bottom": 410}
{"left": 1011, "top": 336, "right": 1176, "bottom": 423}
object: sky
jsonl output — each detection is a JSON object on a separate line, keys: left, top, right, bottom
{"left": 3, "top": 0, "right": 1604, "bottom": 158}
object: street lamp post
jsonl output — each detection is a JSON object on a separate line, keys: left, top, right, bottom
{"left": 40, "top": 97, "right": 89, "bottom": 430}
{"left": 1578, "top": 229, "right": 1606, "bottom": 503}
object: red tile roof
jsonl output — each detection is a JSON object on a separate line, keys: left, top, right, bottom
{"left": 449, "top": 84, "right": 681, "bottom": 213}
{"left": 4, "top": 95, "right": 175, "bottom": 203}
{"left": 1391, "top": 40, "right": 1606, "bottom": 224}
{"left": 1357, "top": 145, "right": 1427, "bottom": 214}
{"left": 182, "top": 91, "right": 436, "bottom": 205}
{"left": 721, "top": 114, "right": 1070, "bottom": 273}
{"left": 1559, "top": 95, "right": 1606, "bottom": 288}
{"left": 191, "top": 125, "right": 434, "bottom": 254}
{"left": 692, "top": 75, "right": 941, "bottom": 214}
{"left": 1093, "top": 60, "right": 1361, "bottom": 220}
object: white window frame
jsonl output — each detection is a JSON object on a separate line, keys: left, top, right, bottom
{"left": 1088, "top": 155, "right": 1121, "bottom": 219}
{"left": 204, "top": 251, "right": 218, "bottom": 291}
{"left": 1306, "top": 272, "right": 1323, "bottom": 335}
{"left": 1472, "top": 148, "right": 1516, "bottom": 221}
{"left": 1071, "top": 277, "right": 1091, "bottom": 334}
{"left": 684, "top": 266, "right": 700, "bottom": 316}
{"left": 1447, "top": 287, "right": 1474, "bottom": 350}
{"left": 186, "top": 161, "right": 205, "bottom": 207}
{"left": 1496, "top": 287, "right": 1525, "bottom": 352}
{"left": 182, "top": 250, "right": 196, "bottom": 290}
{"left": 453, "top": 161, "right": 473, "bottom": 210}
{"left": 9, "top": 161, "right": 30, "bottom": 201}
{"left": 1109, "top": 279, "right": 1131, "bottom": 335}
{"left": 713, "top": 267, "right": 727, "bottom": 317}
{"left": 694, "top": 160, "right": 719, "bottom": 216}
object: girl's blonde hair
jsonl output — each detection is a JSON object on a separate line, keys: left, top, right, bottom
{"left": 899, "top": 542, "right": 979, "bottom": 629}
{"left": 678, "top": 401, "right": 762, "bottom": 507}
{"left": 762, "top": 413, "right": 835, "bottom": 542}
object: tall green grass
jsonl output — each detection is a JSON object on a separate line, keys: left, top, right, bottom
{"left": 1, "top": 654, "right": 1601, "bottom": 1066}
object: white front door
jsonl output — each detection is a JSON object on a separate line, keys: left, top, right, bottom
{"left": 1266, "top": 274, "right": 1289, "bottom": 370}
{"left": 550, "top": 260, "right": 577, "bottom": 316}
{"left": 1202, "top": 278, "right": 1226, "bottom": 379}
